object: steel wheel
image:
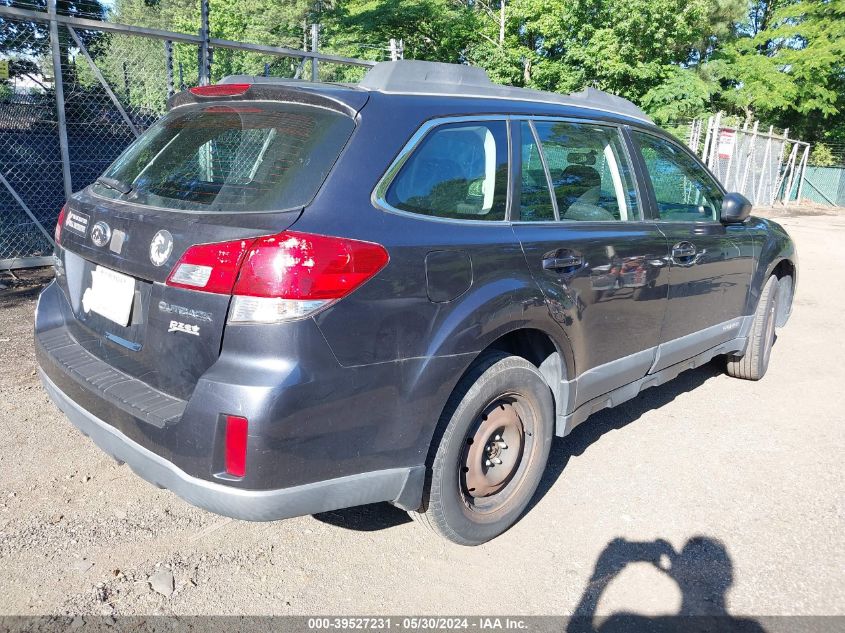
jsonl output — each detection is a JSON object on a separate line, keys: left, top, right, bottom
{"left": 459, "top": 395, "right": 535, "bottom": 514}
{"left": 410, "top": 351, "right": 554, "bottom": 545}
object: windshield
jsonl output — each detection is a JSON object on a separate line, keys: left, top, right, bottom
{"left": 92, "top": 102, "right": 355, "bottom": 213}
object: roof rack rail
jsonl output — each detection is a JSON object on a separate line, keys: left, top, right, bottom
{"left": 359, "top": 60, "right": 493, "bottom": 92}
{"left": 358, "top": 61, "right": 652, "bottom": 124}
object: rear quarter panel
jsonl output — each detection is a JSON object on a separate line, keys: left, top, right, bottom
{"left": 285, "top": 95, "right": 573, "bottom": 464}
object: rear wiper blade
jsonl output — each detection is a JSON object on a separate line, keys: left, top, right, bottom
{"left": 96, "top": 176, "right": 133, "bottom": 195}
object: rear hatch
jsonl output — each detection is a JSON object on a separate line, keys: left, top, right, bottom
{"left": 52, "top": 84, "right": 364, "bottom": 400}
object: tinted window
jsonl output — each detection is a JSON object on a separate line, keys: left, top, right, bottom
{"left": 92, "top": 102, "right": 354, "bottom": 212}
{"left": 634, "top": 131, "right": 723, "bottom": 222}
{"left": 534, "top": 121, "right": 638, "bottom": 221}
{"left": 519, "top": 122, "right": 555, "bottom": 221}
{"left": 385, "top": 121, "right": 508, "bottom": 221}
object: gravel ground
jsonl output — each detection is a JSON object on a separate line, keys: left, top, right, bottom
{"left": 0, "top": 210, "right": 843, "bottom": 617}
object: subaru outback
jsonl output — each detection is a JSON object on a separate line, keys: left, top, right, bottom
{"left": 35, "top": 61, "right": 797, "bottom": 545}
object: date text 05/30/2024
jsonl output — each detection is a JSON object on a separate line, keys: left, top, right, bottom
{"left": 307, "top": 618, "right": 529, "bottom": 630}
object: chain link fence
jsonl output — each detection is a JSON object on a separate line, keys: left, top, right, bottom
{"left": 0, "top": 0, "right": 375, "bottom": 269}
{"left": 665, "top": 115, "right": 816, "bottom": 208}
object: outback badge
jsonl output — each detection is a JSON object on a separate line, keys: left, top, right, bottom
{"left": 150, "top": 230, "right": 173, "bottom": 267}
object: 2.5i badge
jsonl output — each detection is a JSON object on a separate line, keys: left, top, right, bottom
{"left": 168, "top": 320, "right": 200, "bottom": 336}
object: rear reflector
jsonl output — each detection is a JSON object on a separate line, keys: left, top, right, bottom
{"left": 189, "top": 83, "right": 251, "bottom": 97}
{"left": 166, "top": 230, "right": 389, "bottom": 323}
{"left": 224, "top": 415, "right": 248, "bottom": 478}
{"left": 55, "top": 205, "right": 67, "bottom": 245}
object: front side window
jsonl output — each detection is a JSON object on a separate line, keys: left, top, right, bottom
{"left": 92, "top": 102, "right": 355, "bottom": 213}
{"left": 384, "top": 121, "right": 508, "bottom": 221}
{"left": 633, "top": 131, "right": 723, "bottom": 222}
{"left": 533, "top": 120, "right": 638, "bottom": 222}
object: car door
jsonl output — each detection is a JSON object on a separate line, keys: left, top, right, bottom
{"left": 629, "top": 130, "right": 754, "bottom": 372}
{"left": 512, "top": 119, "right": 671, "bottom": 412}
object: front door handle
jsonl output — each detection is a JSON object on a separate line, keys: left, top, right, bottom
{"left": 542, "top": 254, "right": 584, "bottom": 271}
{"left": 671, "top": 241, "right": 697, "bottom": 262}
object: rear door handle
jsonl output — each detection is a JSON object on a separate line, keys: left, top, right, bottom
{"left": 542, "top": 255, "right": 584, "bottom": 271}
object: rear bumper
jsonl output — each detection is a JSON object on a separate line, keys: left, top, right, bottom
{"left": 40, "top": 369, "right": 424, "bottom": 520}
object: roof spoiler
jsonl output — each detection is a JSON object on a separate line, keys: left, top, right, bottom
{"left": 167, "top": 76, "right": 369, "bottom": 115}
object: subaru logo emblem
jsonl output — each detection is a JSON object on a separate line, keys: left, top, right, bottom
{"left": 150, "top": 230, "right": 174, "bottom": 267}
{"left": 91, "top": 221, "right": 111, "bottom": 248}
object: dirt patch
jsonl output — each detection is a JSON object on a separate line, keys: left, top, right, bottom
{"left": 754, "top": 201, "right": 844, "bottom": 218}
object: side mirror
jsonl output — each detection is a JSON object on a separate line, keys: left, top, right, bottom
{"left": 720, "top": 192, "right": 752, "bottom": 224}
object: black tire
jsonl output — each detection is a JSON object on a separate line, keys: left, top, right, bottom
{"left": 726, "top": 275, "right": 780, "bottom": 381}
{"left": 775, "top": 274, "right": 794, "bottom": 328}
{"left": 410, "top": 351, "right": 554, "bottom": 545}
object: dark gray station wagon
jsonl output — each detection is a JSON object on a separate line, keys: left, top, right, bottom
{"left": 36, "top": 61, "right": 797, "bottom": 545}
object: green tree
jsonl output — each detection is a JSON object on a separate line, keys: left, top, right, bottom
{"left": 92, "top": 0, "right": 317, "bottom": 111}
{"left": 808, "top": 143, "right": 837, "bottom": 167}
{"left": 463, "top": 0, "right": 745, "bottom": 105}
{"left": 640, "top": 66, "right": 716, "bottom": 124}
{"left": 0, "top": 0, "right": 105, "bottom": 83}
{"left": 322, "top": 0, "right": 477, "bottom": 63}
{"left": 715, "top": 0, "right": 845, "bottom": 140}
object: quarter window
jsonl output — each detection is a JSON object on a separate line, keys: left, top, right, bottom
{"left": 633, "top": 131, "right": 723, "bottom": 222}
{"left": 384, "top": 121, "right": 508, "bottom": 221}
{"left": 532, "top": 121, "right": 638, "bottom": 222}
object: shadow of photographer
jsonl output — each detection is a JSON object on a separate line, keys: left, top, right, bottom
{"left": 567, "top": 536, "right": 767, "bottom": 633}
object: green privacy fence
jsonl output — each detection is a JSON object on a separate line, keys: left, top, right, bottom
{"left": 795, "top": 166, "right": 845, "bottom": 206}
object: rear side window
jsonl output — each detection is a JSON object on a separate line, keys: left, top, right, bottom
{"left": 533, "top": 121, "right": 638, "bottom": 222}
{"left": 384, "top": 121, "right": 508, "bottom": 221}
{"left": 92, "top": 103, "right": 355, "bottom": 212}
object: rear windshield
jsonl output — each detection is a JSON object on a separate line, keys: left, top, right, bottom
{"left": 92, "top": 102, "right": 355, "bottom": 212}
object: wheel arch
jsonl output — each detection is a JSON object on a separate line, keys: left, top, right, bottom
{"left": 439, "top": 326, "right": 572, "bottom": 441}
{"left": 747, "top": 217, "right": 798, "bottom": 317}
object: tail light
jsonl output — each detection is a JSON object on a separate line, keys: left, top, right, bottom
{"left": 224, "top": 415, "right": 248, "bottom": 478}
{"left": 189, "top": 83, "right": 251, "bottom": 97}
{"left": 54, "top": 205, "right": 67, "bottom": 245}
{"left": 166, "top": 231, "right": 389, "bottom": 324}
{"left": 167, "top": 238, "right": 251, "bottom": 294}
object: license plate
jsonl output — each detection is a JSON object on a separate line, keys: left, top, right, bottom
{"left": 81, "top": 266, "right": 135, "bottom": 326}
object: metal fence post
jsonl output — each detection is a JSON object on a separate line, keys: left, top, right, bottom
{"left": 701, "top": 116, "right": 713, "bottom": 163}
{"left": 708, "top": 111, "right": 722, "bottom": 170}
{"left": 723, "top": 125, "right": 738, "bottom": 190}
{"left": 796, "top": 144, "right": 811, "bottom": 203}
{"left": 199, "top": 0, "right": 210, "bottom": 85}
{"left": 311, "top": 24, "right": 319, "bottom": 81}
{"left": 754, "top": 126, "right": 774, "bottom": 206}
{"left": 739, "top": 120, "right": 758, "bottom": 195}
{"left": 165, "top": 40, "right": 174, "bottom": 97}
{"left": 687, "top": 118, "right": 699, "bottom": 152}
{"left": 783, "top": 143, "right": 800, "bottom": 205}
{"left": 47, "top": 0, "right": 72, "bottom": 200}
